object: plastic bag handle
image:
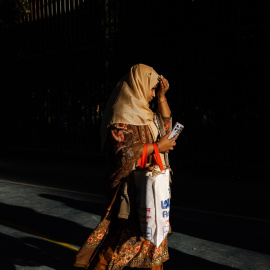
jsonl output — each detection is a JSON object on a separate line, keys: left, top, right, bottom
{"left": 138, "top": 143, "right": 164, "bottom": 172}
{"left": 152, "top": 143, "right": 165, "bottom": 172}
{"left": 137, "top": 143, "right": 147, "bottom": 168}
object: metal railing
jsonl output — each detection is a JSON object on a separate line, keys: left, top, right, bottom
{"left": 0, "top": 0, "right": 269, "bottom": 177}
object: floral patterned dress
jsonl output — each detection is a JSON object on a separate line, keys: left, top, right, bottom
{"left": 74, "top": 115, "right": 172, "bottom": 270}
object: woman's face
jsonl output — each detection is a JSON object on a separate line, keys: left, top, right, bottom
{"left": 148, "top": 81, "right": 159, "bottom": 102}
{"left": 149, "top": 88, "right": 155, "bottom": 103}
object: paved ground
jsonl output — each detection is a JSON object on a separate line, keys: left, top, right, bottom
{"left": 0, "top": 155, "right": 270, "bottom": 269}
{"left": 1, "top": 153, "right": 270, "bottom": 221}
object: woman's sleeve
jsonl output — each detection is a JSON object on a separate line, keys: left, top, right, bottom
{"left": 162, "top": 115, "right": 172, "bottom": 133}
{"left": 155, "top": 107, "right": 172, "bottom": 135}
{"left": 107, "top": 123, "right": 145, "bottom": 188}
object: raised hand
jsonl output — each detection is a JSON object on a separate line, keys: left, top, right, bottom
{"left": 157, "top": 75, "right": 170, "bottom": 98}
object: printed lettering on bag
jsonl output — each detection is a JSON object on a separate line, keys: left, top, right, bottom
{"left": 161, "top": 199, "right": 170, "bottom": 209}
{"left": 146, "top": 227, "right": 153, "bottom": 240}
{"left": 163, "top": 226, "right": 169, "bottom": 238}
{"left": 162, "top": 210, "right": 169, "bottom": 218}
{"left": 165, "top": 219, "right": 169, "bottom": 224}
{"left": 140, "top": 207, "right": 151, "bottom": 213}
{"left": 146, "top": 216, "right": 152, "bottom": 219}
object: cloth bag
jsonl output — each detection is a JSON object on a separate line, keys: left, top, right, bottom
{"left": 134, "top": 143, "right": 170, "bottom": 247}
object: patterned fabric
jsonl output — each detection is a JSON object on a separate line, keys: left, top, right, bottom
{"left": 74, "top": 116, "right": 172, "bottom": 270}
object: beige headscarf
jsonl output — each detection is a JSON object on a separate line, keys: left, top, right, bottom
{"left": 101, "top": 64, "right": 160, "bottom": 150}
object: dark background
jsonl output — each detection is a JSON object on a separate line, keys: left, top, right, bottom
{"left": 1, "top": 0, "right": 270, "bottom": 217}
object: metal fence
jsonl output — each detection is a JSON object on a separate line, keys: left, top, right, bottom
{"left": 1, "top": 0, "right": 269, "bottom": 178}
{"left": 1, "top": 0, "right": 122, "bottom": 154}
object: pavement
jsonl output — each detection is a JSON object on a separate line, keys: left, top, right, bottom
{"left": 0, "top": 152, "right": 270, "bottom": 270}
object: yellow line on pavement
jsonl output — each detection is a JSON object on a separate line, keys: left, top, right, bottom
{"left": 0, "top": 219, "right": 79, "bottom": 252}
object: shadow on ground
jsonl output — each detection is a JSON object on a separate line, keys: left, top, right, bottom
{"left": 170, "top": 208, "right": 270, "bottom": 255}
{"left": 0, "top": 202, "right": 92, "bottom": 247}
{"left": 38, "top": 193, "right": 270, "bottom": 255}
{"left": 0, "top": 232, "right": 235, "bottom": 270}
{"left": 1, "top": 195, "right": 269, "bottom": 270}
{"left": 39, "top": 193, "right": 107, "bottom": 216}
{"left": 0, "top": 232, "right": 76, "bottom": 270}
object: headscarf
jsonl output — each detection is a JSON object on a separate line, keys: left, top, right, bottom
{"left": 101, "top": 63, "right": 160, "bottom": 150}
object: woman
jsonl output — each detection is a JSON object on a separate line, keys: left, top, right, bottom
{"left": 74, "top": 64, "right": 178, "bottom": 270}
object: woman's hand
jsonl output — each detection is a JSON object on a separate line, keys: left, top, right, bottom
{"left": 157, "top": 75, "right": 170, "bottom": 99}
{"left": 156, "top": 131, "right": 178, "bottom": 153}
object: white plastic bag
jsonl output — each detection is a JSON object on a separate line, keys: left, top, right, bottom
{"left": 134, "top": 143, "right": 170, "bottom": 247}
